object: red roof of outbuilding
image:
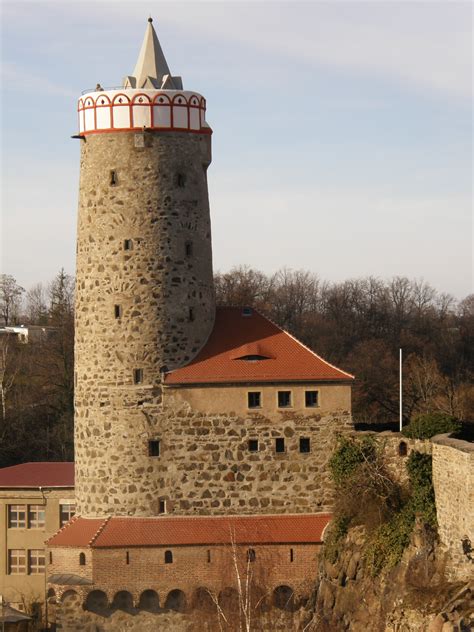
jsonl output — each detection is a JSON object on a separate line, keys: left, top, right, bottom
{"left": 0, "top": 462, "right": 74, "bottom": 488}
{"left": 47, "top": 513, "right": 331, "bottom": 548}
{"left": 164, "top": 307, "right": 353, "bottom": 385}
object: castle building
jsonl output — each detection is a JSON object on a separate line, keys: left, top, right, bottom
{"left": 47, "top": 18, "right": 354, "bottom": 626}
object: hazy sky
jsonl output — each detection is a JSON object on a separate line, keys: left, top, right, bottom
{"left": 1, "top": 1, "right": 472, "bottom": 298}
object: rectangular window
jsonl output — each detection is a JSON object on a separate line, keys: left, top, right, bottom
{"left": 248, "top": 392, "right": 261, "bottom": 409}
{"left": 114, "top": 304, "right": 122, "bottom": 319}
{"left": 300, "top": 437, "right": 311, "bottom": 453}
{"left": 248, "top": 439, "right": 259, "bottom": 452}
{"left": 290, "top": 548, "right": 294, "bottom": 562}
{"left": 8, "top": 549, "right": 26, "bottom": 574}
{"left": 8, "top": 505, "right": 26, "bottom": 529}
{"left": 28, "top": 549, "right": 45, "bottom": 574}
{"left": 110, "top": 170, "right": 117, "bottom": 186}
{"left": 207, "top": 549, "right": 211, "bottom": 563}
{"left": 185, "top": 241, "right": 193, "bottom": 257}
{"left": 60, "top": 503, "right": 76, "bottom": 527}
{"left": 275, "top": 438, "right": 285, "bottom": 453}
{"left": 158, "top": 499, "right": 166, "bottom": 513}
{"left": 188, "top": 307, "right": 195, "bottom": 322}
{"left": 133, "top": 368, "right": 143, "bottom": 384}
{"left": 28, "top": 505, "right": 46, "bottom": 529}
{"left": 149, "top": 440, "right": 160, "bottom": 457}
{"left": 305, "top": 390, "right": 319, "bottom": 407}
{"left": 278, "top": 391, "right": 291, "bottom": 408}
{"left": 124, "top": 239, "right": 133, "bottom": 251}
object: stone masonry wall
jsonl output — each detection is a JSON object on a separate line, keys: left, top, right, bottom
{"left": 75, "top": 130, "right": 215, "bottom": 516}
{"left": 432, "top": 434, "right": 474, "bottom": 581}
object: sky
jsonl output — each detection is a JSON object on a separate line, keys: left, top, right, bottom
{"left": 1, "top": 1, "right": 472, "bottom": 298}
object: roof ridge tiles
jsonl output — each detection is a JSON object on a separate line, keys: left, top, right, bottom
{"left": 88, "top": 515, "right": 111, "bottom": 546}
{"left": 254, "top": 308, "right": 354, "bottom": 380}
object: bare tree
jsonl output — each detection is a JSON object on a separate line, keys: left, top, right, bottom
{"left": 0, "top": 274, "right": 25, "bottom": 326}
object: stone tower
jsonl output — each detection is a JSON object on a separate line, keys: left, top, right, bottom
{"left": 74, "top": 18, "right": 215, "bottom": 517}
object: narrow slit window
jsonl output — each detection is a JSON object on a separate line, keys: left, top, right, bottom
{"left": 248, "top": 439, "right": 259, "bottom": 452}
{"left": 299, "top": 437, "right": 311, "bottom": 453}
{"left": 305, "top": 391, "right": 319, "bottom": 408}
{"left": 159, "top": 499, "right": 166, "bottom": 513}
{"left": 110, "top": 170, "right": 117, "bottom": 186}
{"left": 164, "top": 550, "right": 173, "bottom": 564}
{"left": 49, "top": 551, "right": 53, "bottom": 564}
{"left": 290, "top": 548, "right": 294, "bottom": 562}
{"left": 207, "top": 550, "right": 211, "bottom": 563}
{"left": 126, "top": 551, "right": 130, "bottom": 565}
{"left": 278, "top": 391, "right": 291, "bottom": 408}
{"left": 275, "top": 438, "right": 285, "bottom": 453}
{"left": 79, "top": 553, "right": 86, "bottom": 566}
{"left": 149, "top": 440, "right": 160, "bottom": 457}
{"left": 188, "top": 307, "right": 195, "bottom": 322}
{"left": 114, "top": 304, "right": 122, "bottom": 319}
{"left": 124, "top": 239, "right": 133, "bottom": 251}
{"left": 133, "top": 368, "right": 143, "bottom": 384}
{"left": 248, "top": 392, "right": 261, "bottom": 409}
{"left": 185, "top": 241, "right": 193, "bottom": 257}
{"left": 177, "top": 173, "right": 186, "bottom": 188}
{"left": 247, "top": 548, "right": 256, "bottom": 562}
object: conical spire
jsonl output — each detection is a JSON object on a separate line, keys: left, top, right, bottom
{"left": 123, "top": 18, "right": 183, "bottom": 90}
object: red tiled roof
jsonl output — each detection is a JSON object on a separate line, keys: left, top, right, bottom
{"left": 164, "top": 307, "right": 353, "bottom": 385}
{"left": 0, "top": 462, "right": 74, "bottom": 488}
{"left": 48, "top": 513, "right": 331, "bottom": 548}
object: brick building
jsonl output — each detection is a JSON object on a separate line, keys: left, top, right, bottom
{"left": 46, "top": 17, "right": 354, "bottom": 628}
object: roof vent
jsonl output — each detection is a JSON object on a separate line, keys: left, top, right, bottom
{"left": 242, "top": 307, "right": 253, "bottom": 317}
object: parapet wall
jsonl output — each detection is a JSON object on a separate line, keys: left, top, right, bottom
{"left": 431, "top": 434, "right": 474, "bottom": 581}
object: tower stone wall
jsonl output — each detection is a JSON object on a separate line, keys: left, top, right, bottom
{"left": 74, "top": 130, "right": 215, "bottom": 517}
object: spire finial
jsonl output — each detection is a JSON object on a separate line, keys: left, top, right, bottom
{"left": 148, "top": 16, "right": 153, "bottom": 23}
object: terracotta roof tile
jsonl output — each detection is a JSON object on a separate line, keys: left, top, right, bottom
{"left": 0, "top": 462, "right": 74, "bottom": 488}
{"left": 164, "top": 307, "right": 354, "bottom": 385}
{"left": 48, "top": 513, "right": 331, "bottom": 548}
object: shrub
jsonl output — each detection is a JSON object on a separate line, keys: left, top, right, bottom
{"left": 329, "top": 435, "right": 376, "bottom": 486}
{"left": 323, "top": 515, "right": 350, "bottom": 563}
{"left": 402, "top": 412, "right": 461, "bottom": 440}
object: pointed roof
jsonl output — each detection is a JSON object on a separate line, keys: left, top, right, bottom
{"left": 124, "top": 18, "right": 182, "bottom": 90}
{"left": 164, "top": 307, "right": 354, "bottom": 385}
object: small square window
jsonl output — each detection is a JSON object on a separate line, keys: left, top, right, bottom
{"left": 133, "top": 368, "right": 143, "bottom": 384}
{"left": 124, "top": 239, "right": 133, "bottom": 251}
{"left": 8, "top": 549, "right": 26, "bottom": 574}
{"left": 149, "top": 440, "right": 160, "bottom": 457}
{"left": 8, "top": 505, "right": 26, "bottom": 529}
{"left": 242, "top": 307, "right": 253, "bottom": 317}
{"left": 305, "top": 391, "right": 319, "bottom": 407}
{"left": 278, "top": 391, "right": 291, "bottom": 408}
{"left": 248, "top": 392, "right": 261, "bottom": 408}
{"left": 300, "top": 437, "right": 311, "bottom": 453}
{"left": 248, "top": 439, "right": 259, "bottom": 452}
{"left": 28, "top": 549, "right": 45, "bottom": 575}
{"left": 275, "top": 438, "right": 285, "bottom": 453}
{"left": 60, "top": 503, "right": 76, "bottom": 527}
{"left": 28, "top": 505, "right": 45, "bottom": 529}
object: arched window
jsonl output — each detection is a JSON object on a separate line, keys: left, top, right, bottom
{"left": 247, "top": 548, "right": 256, "bottom": 562}
{"left": 398, "top": 441, "right": 408, "bottom": 457}
{"left": 79, "top": 552, "right": 86, "bottom": 566}
{"left": 164, "top": 550, "right": 173, "bottom": 564}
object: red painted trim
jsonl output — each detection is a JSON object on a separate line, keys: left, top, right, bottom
{"left": 80, "top": 126, "right": 212, "bottom": 136}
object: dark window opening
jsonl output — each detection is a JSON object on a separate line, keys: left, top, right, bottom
{"left": 110, "top": 170, "right": 117, "bottom": 186}
{"left": 278, "top": 391, "right": 291, "bottom": 408}
{"left": 177, "top": 173, "right": 186, "bottom": 188}
{"left": 164, "top": 550, "right": 173, "bottom": 564}
{"left": 305, "top": 391, "right": 319, "bottom": 407}
{"left": 398, "top": 441, "right": 408, "bottom": 457}
{"left": 49, "top": 552, "right": 53, "bottom": 564}
{"left": 248, "top": 439, "right": 259, "bottom": 452}
{"left": 79, "top": 553, "right": 86, "bottom": 566}
{"left": 149, "top": 440, "right": 160, "bottom": 457}
{"left": 248, "top": 392, "right": 261, "bottom": 409}
{"left": 242, "top": 307, "right": 253, "bottom": 317}
{"left": 290, "top": 548, "right": 294, "bottom": 562}
{"left": 159, "top": 500, "right": 166, "bottom": 514}
{"left": 133, "top": 368, "right": 143, "bottom": 384}
{"left": 185, "top": 241, "right": 193, "bottom": 257}
{"left": 247, "top": 548, "right": 256, "bottom": 562}
{"left": 124, "top": 239, "right": 133, "bottom": 251}
{"left": 125, "top": 551, "right": 130, "bottom": 565}
{"left": 114, "top": 304, "right": 122, "bottom": 319}
{"left": 207, "top": 550, "right": 211, "bottom": 563}
{"left": 275, "top": 438, "right": 285, "bottom": 453}
{"left": 188, "top": 307, "right": 195, "bottom": 322}
{"left": 238, "top": 354, "right": 269, "bottom": 362}
{"left": 300, "top": 437, "right": 311, "bottom": 453}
